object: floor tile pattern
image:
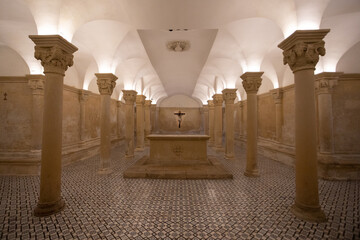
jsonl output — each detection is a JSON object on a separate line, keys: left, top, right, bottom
{"left": 0, "top": 145, "right": 359, "bottom": 239}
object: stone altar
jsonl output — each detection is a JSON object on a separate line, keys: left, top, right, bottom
{"left": 123, "top": 134, "right": 232, "bottom": 179}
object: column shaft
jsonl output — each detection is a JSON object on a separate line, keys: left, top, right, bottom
{"left": 136, "top": 95, "right": 145, "bottom": 151}
{"left": 208, "top": 100, "right": 215, "bottom": 146}
{"left": 223, "top": 89, "right": 237, "bottom": 159}
{"left": 116, "top": 102, "right": 123, "bottom": 139}
{"left": 213, "top": 94, "right": 223, "bottom": 150}
{"left": 203, "top": 106, "right": 209, "bottom": 135}
{"left": 100, "top": 95, "right": 111, "bottom": 170}
{"left": 144, "top": 100, "right": 152, "bottom": 146}
{"left": 245, "top": 93, "right": 258, "bottom": 175}
{"left": 123, "top": 90, "right": 137, "bottom": 157}
{"left": 79, "top": 90, "right": 89, "bottom": 141}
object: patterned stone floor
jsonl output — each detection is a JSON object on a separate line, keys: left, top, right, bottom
{"left": 0, "top": 145, "right": 359, "bottom": 240}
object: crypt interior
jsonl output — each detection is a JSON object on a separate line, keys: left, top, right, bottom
{"left": 0, "top": 0, "right": 360, "bottom": 239}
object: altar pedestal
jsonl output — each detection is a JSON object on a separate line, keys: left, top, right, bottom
{"left": 123, "top": 134, "right": 232, "bottom": 179}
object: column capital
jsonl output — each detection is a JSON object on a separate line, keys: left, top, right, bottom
{"left": 29, "top": 35, "right": 78, "bottom": 75}
{"left": 122, "top": 90, "right": 137, "bottom": 104}
{"left": 151, "top": 104, "right": 157, "bottom": 110}
{"left": 117, "top": 101, "right": 124, "bottom": 108}
{"left": 270, "top": 88, "right": 283, "bottom": 104}
{"left": 144, "top": 100, "right": 152, "bottom": 107}
{"left": 203, "top": 105, "right": 209, "bottom": 113}
{"left": 27, "top": 74, "right": 45, "bottom": 95}
{"left": 222, "top": 88, "right": 237, "bottom": 104}
{"left": 315, "top": 72, "right": 343, "bottom": 95}
{"left": 241, "top": 72, "right": 263, "bottom": 94}
{"left": 207, "top": 100, "right": 214, "bottom": 108}
{"left": 278, "top": 29, "right": 330, "bottom": 73}
{"left": 95, "top": 73, "right": 118, "bottom": 95}
{"left": 136, "top": 95, "right": 146, "bottom": 105}
{"left": 79, "top": 89, "right": 90, "bottom": 102}
{"left": 238, "top": 101, "right": 244, "bottom": 108}
{"left": 212, "top": 94, "right": 223, "bottom": 106}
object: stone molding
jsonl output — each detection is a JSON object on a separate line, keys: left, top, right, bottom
{"left": 122, "top": 90, "right": 137, "bottom": 104}
{"left": 315, "top": 72, "right": 343, "bottom": 95}
{"left": 29, "top": 35, "right": 78, "bottom": 75}
{"left": 271, "top": 88, "right": 283, "bottom": 104}
{"left": 95, "top": 73, "right": 118, "bottom": 95}
{"left": 212, "top": 94, "right": 223, "bottom": 106}
{"left": 27, "top": 74, "right": 45, "bottom": 95}
{"left": 278, "top": 29, "right": 330, "bottom": 73}
{"left": 222, "top": 88, "right": 237, "bottom": 104}
{"left": 136, "top": 95, "right": 146, "bottom": 105}
{"left": 241, "top": 72, "right": 263, "bottom": 94}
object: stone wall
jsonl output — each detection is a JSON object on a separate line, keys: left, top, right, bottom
{"left": 157, "top": 107, "right": 203, "bottom": 134}
{"left": 0, "top": 77, "right": 125, "bottom": 175}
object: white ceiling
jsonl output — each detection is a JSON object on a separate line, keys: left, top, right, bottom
{"left": 0, "top": 0, "right": 359, "bottom": 104}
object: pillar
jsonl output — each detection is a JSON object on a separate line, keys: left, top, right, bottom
{"left": 122, "top": 90, "right": 137, "bottom": 157}
{"left": 95, "top": 73, "right": 117, "bottom": 174}
{"left": 278, "top": 29, "right": 329, "bottom": 222}
{"left": 315, "top": 72, "right": 342, "bottom": 153}
{"left": 79, "top": 90, "right": 90, "bottom": 141}
{"left": 116, "top": 101, "right": 123, "bottom": 139}
{"left": 27, "top": 74, "right": 45, "bottom": 151}
{"left": 203, "top": 105, "right": 209, "bottom": 135}
{"left": 144, "top": 100, "right": 152, "bottom": 146}
{"left": 151, "top": 104, "right": 156, "bottom": 133}
{"left": 222, "top": 89, "right": 237, "bottom": 159}
{"left": 271, "top": 88, "right": 283, "bottom": 142}
{"left": 135, "top": 95, "right": 146, "bottom": 151}
{"left": 238, "top": 101, "right": 244, "bottom": 137}
{"left": 213, "top": 94, "right": 223, "bottom": 150}
{"left": 241, "top": 72, "right": 263, "bottom": 177}
{"left": 207, "top": 100, "right": 215, "bottom": 146}
{"left": 29, "top": 35, "right": 78, "bottom": 216}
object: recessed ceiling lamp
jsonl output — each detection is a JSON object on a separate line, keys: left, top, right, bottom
{"left": 167, "top": 40, "right": 190, "bottom": 52}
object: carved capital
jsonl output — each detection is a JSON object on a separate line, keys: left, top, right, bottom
{"left": 207, "top": 100, "right": 214, "bottom": 109}
{"left": 212, "top": 94, "right": 223, "bottom": 106}
{"left": 79, "top": 90, "right": 90, "bottom": 102}
{"left": 222, "top": 88, "right": 237, "bottom": 104}
{"left": 95, "top": 73, "right": 118, "bottom": 95}
{"left": 122, "top": 90, "right": 137, "bottom": 104}
{"left": 144, "top": 100, "right": 152, "bottom": 107}
{"left": 136, "top": 95, "right": 146, "bottom": 105}
{"left": 315, "top": 72, "right": 342, "bottom": 95}
{"left": 278, "top": 29, "right": 330, "bottom": 73}
{"left": 271, "top": 88, "right": 283, "bottom": 104}
{"left": 238, "top": 101, "right": 243, "bottom": 108}
{"left": 203, "top": 105, "right": 209, "bottom": 113}
{"left": 29, "top": 35, "right": 78, "bottom": 75}
{"left": 241, "top": 72, "right": 263, "bottom": 94}
{"left": 27, "top": 74, "right": 45, "bottom": 95}
{"left": 117, "top": 101, "right": 123, "bottom": 108}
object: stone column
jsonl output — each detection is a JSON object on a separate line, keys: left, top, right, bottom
{"left": 27, "top": 74, "right": 45, "bottom": 151}
{"left": 135, "top": 95, "right": 146, "bottom": 151}
{"left": 144, "top": 100, "right": 152, "bottom": 146}
{"left": 203, "top": 105, "right": 209, "bottom": 135}
{"left": 116, "top": 101, "right": 123, "bottom": 139}
{"left": 95, "top": 73, "right": 117, "bottom": 174}
{"left": 213, "top": 94, "right": 223, "bottom": 150}
{"left": 207, "top": 100, "right": 215, "bottom": 146}
{"left": 315, "top": 72, "right": 342, "bottom": 154}
{"left": 29, "top": 35, "right": 77, "bottom": 216}
{"left": 238, "top": 101, "right": 244, "bottom": 137}
{"left": 122, "top": 90, "right": 137, "bottom": 157}
{"left": 79, "top": 90, "right": 90, "bottom": 141}
{"left": 222, "top": 89, "right": 237, "bottom": 159}
{"left": 241, "top": 72, "right": 263, "bottom": 177}
{"left": 278, "top": 29, "right": 329, "bottom": 222}
{"left": 271, "top": 89, "right": 283, "bottom": 142}
{"left": 151, "top": 104, "right": 156, "bottom": 132}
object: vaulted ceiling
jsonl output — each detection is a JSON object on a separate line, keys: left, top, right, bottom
{"left": 0, "top": 0, "right": 359, "bottom": 104}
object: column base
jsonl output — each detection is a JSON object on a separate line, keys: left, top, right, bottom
{"left": 225, "top": 154, "right": 235, "bottom": 160}
{"left": 135, "top": 147, "right": 144, "bottom": 152}
{"left": 125, "top": 154, "right": 134, "bottom": 158}
{"left": 34, "top": 198, "right": 65, "bottom": 217}
{"left": 291, "top": 203, "right": 327, "bottom": 223}
{"left": 97, "top": 168, "right": 113, "bottom": 175}
{"left": 244, "top": 169, "right": 259, "bottom": 177}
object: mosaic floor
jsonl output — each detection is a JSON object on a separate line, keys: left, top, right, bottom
{"left": 1, "top": 145, "right": 359, "bottom": 240}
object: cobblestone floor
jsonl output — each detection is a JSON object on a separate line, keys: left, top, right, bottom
{"left": 1, "top": 145, "right": 359, "bottom": 239}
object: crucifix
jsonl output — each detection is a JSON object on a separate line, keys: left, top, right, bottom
{"left": 174, "top": 110, "right": 185, "bottom": 128}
